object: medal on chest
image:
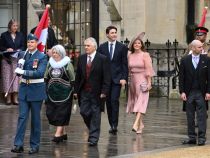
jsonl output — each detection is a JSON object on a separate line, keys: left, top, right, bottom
{"left": 33, "top": 59, "right": 39, "bottom": 68}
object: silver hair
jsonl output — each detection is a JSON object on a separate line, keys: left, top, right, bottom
{"left": 84, "top": 37, "right": 98, "bottom": 50}
{"left": 51, "top": 44, "right": 66, "bottom": 59}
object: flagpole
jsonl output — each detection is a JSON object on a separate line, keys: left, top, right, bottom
{"left": 5, "top": 49, "right": 28, "bottom": 98}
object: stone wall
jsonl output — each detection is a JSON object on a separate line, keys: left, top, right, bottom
{"left": 99, "top": 0, "right": 187, "bottom": 45}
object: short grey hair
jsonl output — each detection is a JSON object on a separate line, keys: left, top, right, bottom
{"left": 84, "top": 37, "right": 98, "bottom": 50}
{"left": 51, "top": 44, "right": 66, "bottom": 59}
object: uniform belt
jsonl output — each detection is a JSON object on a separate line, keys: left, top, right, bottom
{"left": 21, "top": 78, "right": 44, "bottom": 84}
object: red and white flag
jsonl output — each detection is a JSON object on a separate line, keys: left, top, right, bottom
{"left": 198, "top": 7, "right": 208, "bottom": 27}
{"left": 34, "top": 5, "right": 50, "bottom": 53}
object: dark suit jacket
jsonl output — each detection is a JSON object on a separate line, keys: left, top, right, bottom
{"left": 0, "top": 31, "right": 25, "bottom": 52}
{"left": 97, "top": 41, "right": 128, "bottom": 84}
{"left": 179, "top": 54, "right": 210, "bottom": 111}
{"left": 31, "top": 27, "right": 58, "bottom": 49}
{"left": 74, "top": 52, "right": 111, "bottom": 110}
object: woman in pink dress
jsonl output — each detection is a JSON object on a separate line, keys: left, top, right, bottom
{"left": 127, "top": 33, "right": 155, "bottom": 134}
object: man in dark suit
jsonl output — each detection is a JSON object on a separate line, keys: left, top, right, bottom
{"left": 179, "top": 39, "right": 210, "bottom": 146}
{"left": 97, "top": 25, "right": 128, "bottom": 134}
{"left": 11, "top": 33, "right": 48, "bottom": 154}
{"left": 74, "top": 37, "right": 110, "bottom": 146}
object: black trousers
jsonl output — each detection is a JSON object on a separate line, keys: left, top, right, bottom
{"left": 186, "top": 90, "right": 207, "bottom": 141}
{"left": 106, "top": 82, "right": 121, "bottom": 129}
{"left": 80, "top": 90, "right": 101, "bottom": 143}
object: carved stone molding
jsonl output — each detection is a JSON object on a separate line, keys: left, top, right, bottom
{"left": 103, "top": 0, "right": 122, "bottom": 21}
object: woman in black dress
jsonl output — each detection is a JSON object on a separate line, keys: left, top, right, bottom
{"left": 45, "top": 44, "right": 75, "bottom": 143}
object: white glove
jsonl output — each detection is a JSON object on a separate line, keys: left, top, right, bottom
{"left": 18, "top": 59, "right": 25, "bottom": 67}
{"left": 15, "top": 68, "right": 25, "bottom": 75}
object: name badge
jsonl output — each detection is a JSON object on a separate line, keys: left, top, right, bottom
{"left": 33, "top": 59, "right": 39, "bottom": 68}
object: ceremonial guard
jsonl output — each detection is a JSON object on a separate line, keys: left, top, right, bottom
{"left": 11, "top": 33, "right": 48, "bottom": 154}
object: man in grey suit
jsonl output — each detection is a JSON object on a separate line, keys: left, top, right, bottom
{"left": 179, "top": 39, "right": 210, "bottom": 146}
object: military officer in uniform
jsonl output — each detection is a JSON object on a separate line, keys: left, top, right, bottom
{"left": 195, "top": 26, "right": 210, "bottom": 55}
{"left": 11, "top": 33, "right": 48, "bottom": 154}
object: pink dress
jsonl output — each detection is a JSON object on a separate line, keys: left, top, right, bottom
{"left": 126, "top": 52, "right": 155, "bottom": 114}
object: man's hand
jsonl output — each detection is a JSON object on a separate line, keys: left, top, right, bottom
{"left": 73, "top": 93, "right": 78, "bottom": 100}
{"left": 18, "top": 59, "right": 25, "bottom": 68}
{"left": 180, "top": 92, "right": 187, "bottom": 101}
{"left": 15, "top": 68, "right": 24, "bottom": 75}
{"left": 100, "top": 94, "right": 106, "bottom": 98}
{"left": 205, "top": 93, "right": 210, "bottom": 100}
{"left": 120, "top": 79, "right": 126, "bottom": 86}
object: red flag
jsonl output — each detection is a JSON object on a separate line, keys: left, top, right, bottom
{"left": 34, "top": 6, "right": 50, "bottom": 53}
{"left": 198, "top": 7, "right": 208, "bottom": 27}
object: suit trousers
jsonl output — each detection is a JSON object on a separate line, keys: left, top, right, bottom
{"left": 14, "top": 99, "right": 43, "bottom": 149}
{"left": 106, "top": 82, "right": 121, "bottom": 128}
{"left": 186, "top": 90, "right": 207, "bottom": 141}
{"left": 80, "top": 90, "right": 101, "bottom": 143}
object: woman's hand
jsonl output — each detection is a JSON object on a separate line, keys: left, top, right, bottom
{"left": 7, "top": 48, "right": 14, "bottom": 52}
{"left": 147, "top": 83, "right": 152, "bottom": 91}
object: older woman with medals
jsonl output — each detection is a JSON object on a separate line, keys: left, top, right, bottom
{"left": 44, "top": 44, "right": 75, "bottom": 143}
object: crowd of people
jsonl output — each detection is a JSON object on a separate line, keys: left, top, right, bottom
{"left": 1, "top": 16, "right": 209, "bottom": 155}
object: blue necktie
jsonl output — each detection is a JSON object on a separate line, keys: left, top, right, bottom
{"left": 193, "top": 56, "right": 199, "bottom": 69}
{"left": 110, "top": 43, "right": 113, "bottom": 60}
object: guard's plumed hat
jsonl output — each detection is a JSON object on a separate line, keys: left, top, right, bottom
{"left": 27, "top": 33, "right": 38, "bottom": 41}
{"left": 195, "top": 26, "right": 209, "bottom": 36}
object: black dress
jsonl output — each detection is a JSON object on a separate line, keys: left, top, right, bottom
{"left": 46, "top": 65, "right": 73, "bottom": 126}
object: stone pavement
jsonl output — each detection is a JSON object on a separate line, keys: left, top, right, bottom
{"left": 0, "top": 97, "right": 209, "bottom": 158}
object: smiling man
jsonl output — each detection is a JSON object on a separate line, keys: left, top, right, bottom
{"left": 97, "top": 26, "right": 128, "bottom": 135}
{"left": 11, "top": 33, "right": 48, "bottom": 154}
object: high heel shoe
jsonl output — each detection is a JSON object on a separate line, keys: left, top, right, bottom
{"left": 13, "top": 101, "right": 19, "bottom": 105}
{"left": 52, "top": 136, "right": 63, "bottom": 143}
{"left": 132, "top": 128, "right": 137, "bottom": 132}
{"left": 136, "top": 124, "right": 144, "bottom": 134}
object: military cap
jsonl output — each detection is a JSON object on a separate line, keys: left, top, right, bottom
{"left": 195, "top": 26, "right": 209, "bottom": 36}
{"left": 27, "top": 33, "right": 38, "bottom": 41}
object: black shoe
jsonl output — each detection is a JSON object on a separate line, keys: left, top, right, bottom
{"left": 52, "top": 136, "right": 63, "bottom": 143}
{"left": 28, "top": 148, "right": 39, "bottom": 154}
{"left": 62, "top": 134, "right": 68, "bottom": 141}
{"left": 182, "top": 139, "right": 196, "bottom": 145}
{"left": 89, "top": 142, "right": 97, "bottom": 146}
{"left": 112, "top": 126, "right": 118, "bottom": 135}
{"left": 11, "top": 146, "right": 24, "bottom": 153}
{"left": 198, "top": 140, "right": 205, "bottom": 146}
{"left": 109, "top": 128, "right": 114, "bottom": 133}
